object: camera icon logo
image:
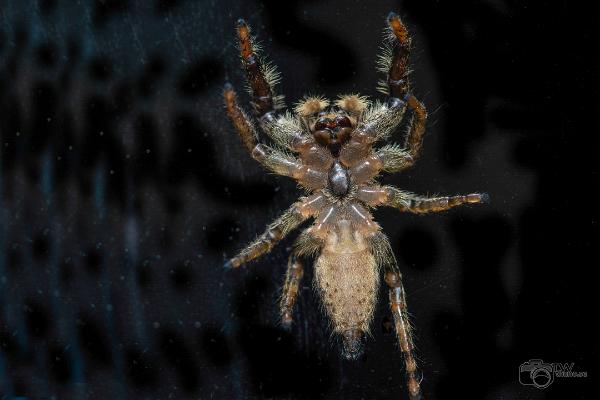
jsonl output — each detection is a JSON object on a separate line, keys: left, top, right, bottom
{"left": 519, "top": 359, "right": 554, "bottom": 389}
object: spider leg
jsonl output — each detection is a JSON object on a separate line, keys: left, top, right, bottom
{"left": 236, "top": 19, "right": 282, "bottom": 123}
{"left": 224, "top": 83, "right": 260, "bottom": 155}
{"left": 367, "top": 232, "right": 421, "bottom": 399}
{"left": 402, "top": 95, "right": 427, "bottom": 168}
{"left": 370, "top": 13, "right": 428, "bottom": 167}
{"left": 356, "top": 184, "right": 489, "bottom": 213}
{"left": 385, "top": 12, "right": 411, "bottom": 101}
{"left": 225, "top": 194, "right": 326, "bottom": 269}
{"left": 385, "top": 270, "right": 422, "bottom": 400}
{"left": 279, "top": 253, "right": 304, "bottom": 329}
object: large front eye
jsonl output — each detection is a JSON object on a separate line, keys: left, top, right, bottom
{"left": 335, "top": 115, "right": 352, "bottom": 128}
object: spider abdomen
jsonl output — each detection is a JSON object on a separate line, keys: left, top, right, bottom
{"left": 314, "top": 220, "right": 380, "bottom": 360}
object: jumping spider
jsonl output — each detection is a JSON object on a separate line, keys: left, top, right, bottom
{"left": 224, "top": 13, "right": 487, "bottom": 399}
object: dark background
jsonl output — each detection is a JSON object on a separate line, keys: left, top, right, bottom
{"left": 0, "top": 0, "right": 597, "bottom": 399}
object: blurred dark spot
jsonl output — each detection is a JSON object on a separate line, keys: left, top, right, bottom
{"left": 36, "top": 42, "right": 57, "bottom": 67}
{"left": 158, "top": 328, "right": 200, "bottom": 392}
{"left": 381, "top": 315, "right": 394, "bottom": 334}
{"left": 137, "top": 55, "right": 166, "bottom": 98}
{"left": 85, "top": 248, "right": 103, "bottom": 275}
{"left": 126, "top": 347, "right": 159, "bottom": 388}
{"left": 170, "top": 262, "right": 193, "bottom": 290}
{"left": 32, "top": 233, "right": 50, "bottom": 262}
{"left": 7, "top": 247, "right": 22, "bottom": 274}
{"left": 138, "top": 262, "right": 152, "bottom": 288}
{"left": 61, "top": 259, "right": 73, "bottom": 284}
{"left": 93, "top": 0, "right": 129, "bottom": 27}
{"left": 177, "top": 57, "right": 223, "bottom": 97}
{"left": 39, "top": 0, "right": 58, "bottom": 15}
{"left": 155, "top": 0, "right": 180, "bottom": 14}
{"left": 78, "top": 314, "right": 111, "bottom": 366}
{"left": 200, "top": 326, "right": 231, "bottom": 367}
{"left": 0, "top": 327, "right": 19, "bottom": 357}
{"left": 88, "top": 57, "right": 112, "bottom": 82}
{"left": 48, "top": 343, "right": 71, "bottom": 384}
{"left": 133, "top": 113, "right": 159, "bottom": 179}
{"left": 261, "top": 0, "right": 355, "bottom": 84}
{"left": 205, "top": 217, "right": 238, "bottom": 254}
{"left": 397, "top": 227, "right": 438, "bottom": 271}
{"left": 25, "top": 300, "right": 50, "bottom": 338}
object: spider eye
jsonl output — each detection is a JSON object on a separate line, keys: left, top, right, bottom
{"left": 314, "top": 120, "right": 328, "bottom": 131}
{"left": 335, "top": 115, "right": 351, "bottom": 128}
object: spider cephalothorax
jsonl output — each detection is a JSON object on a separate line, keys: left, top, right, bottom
{"left": 223, "top": 13, "right": 487, "bottom": 400}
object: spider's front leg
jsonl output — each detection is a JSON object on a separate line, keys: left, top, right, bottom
{"left": 236, "top": 19, "right": 281, "bottom": 123}
{"left": 385, "top": 13, "right": 428, "bottom": 168}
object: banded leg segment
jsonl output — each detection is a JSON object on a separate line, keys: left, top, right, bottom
{"left": 403, "top": 95, "right": 427, "bottom": 167}
{"left": 225, "top": 202, "right": 307, "bottom": 269}
{"left": 385, "top": 271, "right": 422, "bottom": 400}
{"left": 383, "top": 186, "right": 489, "bottom": 214}
{"left": 380, "top": 14, "right": 427, "bottom": 168}
{"left": 224, "top": 83, "right": 259, "bottom": 154}
{"left": 280, "top": 254, "right": 304, "bottom": 328}
{"left": 386, "top": 13, "right": 411, "bottom": 100}
{"left": 237, "top": 19, "right": 280, "bottom": 122}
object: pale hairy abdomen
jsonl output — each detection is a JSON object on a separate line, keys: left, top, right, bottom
{"left": 314, "top": 220, "right": 380, "bottom": 334}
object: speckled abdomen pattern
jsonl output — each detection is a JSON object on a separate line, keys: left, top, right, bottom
{"left": 314, "top": 246, "right": 379, "bottom": 334}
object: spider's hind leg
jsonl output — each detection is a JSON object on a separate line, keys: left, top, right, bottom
{"left": 280, "top": 254, "right": 304, "bottom": 329}
{"left": 369, "top": 232, "right": 422, "bottom": 400}
{"left": 280, "top": 230, "right": 323, "bottom": 328}
{"left": 386, "top": 270, "right": 422, "bottom": 400}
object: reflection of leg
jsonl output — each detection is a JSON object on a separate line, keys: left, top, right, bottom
{"left": 280, "top": 254, "right": 304, "bottom": 329}
{"left": 385, "top": 271, "right": 422, "bottom": 400}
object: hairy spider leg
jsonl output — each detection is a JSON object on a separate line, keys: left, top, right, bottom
{"left": 383, "top": 186, "right": 489, "bottom": 214}
{"left": 386, "top": 13, "right": 428, "bottom": 168}
{"left": 225, "top": 203, "right": 307, "bottom": 269}
{"left": 385, "top": 270, "right": 422, "bottom": 400}
{"left": 386, "top": 12, "right": 411, "bottom": 101}
{"left": 237, "top": 19, "right": 281, "bottom": 123}
{"left": 356, "top": 184, "right": 488, "bottom": 213}
{"left": 223, "top": 83, "right": 259, "bottom": 155}
{"left": 280, "top": 254, "right": 304, "bottom": 328}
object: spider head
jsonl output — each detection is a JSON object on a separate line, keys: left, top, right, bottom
{"left": 311, "top": 110, "right": 354, "bottom": 157}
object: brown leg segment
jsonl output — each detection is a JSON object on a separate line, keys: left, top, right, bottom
{"left": 225, "top": 202, "right": 307, "bottom": 269}
{"left": 386, "top": 13, "right": 411, "bottom": 101}
{"left": 403, "top": 95, "right": 428, "bottom": 165}
{"left": 384, "top": 186, "right": 489, "bottom": 214}
{"left": 385, "top": 271, "right": 422, "bottom": 400}
{"left": 224, "top": 83, "right": 258, "bottom": 154}
{"left": 237, "top": 19, "right": 278, "bottom": 121}
{"left": 280, "top": 254, "right": 304, "bottom": 328}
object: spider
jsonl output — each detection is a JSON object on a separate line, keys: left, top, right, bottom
{"left": 223, "top": 12, "right": 488, "bottom": 399}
